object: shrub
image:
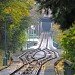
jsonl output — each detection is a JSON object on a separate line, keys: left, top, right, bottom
{"left": 61, "top": 24, "right": 75, "bottom": 62}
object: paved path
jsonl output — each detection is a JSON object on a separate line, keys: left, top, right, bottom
{"left": 0, "top": 51, "right": 23, "bottom": 75}
{"left": 0, "top": 62, "right": 23, "bottom": 75}
{"left": 39, "top": 58, "right": 58, "bottom": 75}
{"left": 44, "top": 59, "right": 57, "bottom": 75}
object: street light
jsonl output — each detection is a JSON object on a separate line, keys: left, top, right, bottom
{"left": 26, "top": 28, "right": 29, "bottom": 49}
{"left": 3, "top": 16, "right": 8, "bottom": 66}
{"left": 37, "top": 22, "right": 40, "bottom": 38}
{"left": 3, "top": 16, "right": 12, "bottom": 66}
{"left": 31, "top": 25, "right": 35, "bottom": 42}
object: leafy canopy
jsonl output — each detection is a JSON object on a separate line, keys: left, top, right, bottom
{"left": 35, "top": 0, "right": 75, "bottom": 30}
{"left": 0, "top": 0, "right": 35, "bottom": 50}
{"left": 61, "top": 25, "right": 75, "bottom": 62}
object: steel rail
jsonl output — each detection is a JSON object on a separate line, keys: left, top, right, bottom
{"left": 9, "top": 32, "right": 58, "bottom": 75}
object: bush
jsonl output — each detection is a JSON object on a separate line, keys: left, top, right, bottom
{"left": 61, "top": 24, "right": 75, "bottom": 62}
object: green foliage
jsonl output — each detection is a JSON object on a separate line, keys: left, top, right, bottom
{"left": 52, "top": 24, "right": 64, "bottom": 44}
{"left": 0, "top": 0, "right": 35, "bottom": 51}
{"left": 3, "top": 0, "right": 31, "bottom": 23}
{"left": 35, "top": 0, "right": 75, "bottom": 30}
{"left": 61, "top": 25, "right": 75, "bottom": 62}
{"left": 7, "top": 16, "right": 31, "bottom": 50}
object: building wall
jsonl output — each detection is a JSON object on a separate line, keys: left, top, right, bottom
{"left": 39, "top": 17, "right": 52, "bottom": 33}
{"left": 42, "top": 22, "right": 51, "bottom": 32}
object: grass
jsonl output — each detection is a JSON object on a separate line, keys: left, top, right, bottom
{"left": 0, "top": 49, "right": 6, "bottom": 70}
{"left": 0, "top": 49, "right": 21, "bottom": 70}
{"left": 0, "top": 50, "right": 4, "bottom": 65}
{"left": 0, "top": 49, "right": 12, "bottom": 70}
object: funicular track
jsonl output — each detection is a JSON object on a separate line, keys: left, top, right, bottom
{"left": 10, "top": 32, "right": 58, "bottom": 75}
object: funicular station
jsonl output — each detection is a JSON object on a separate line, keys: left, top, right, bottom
{"left": 0, "top": 17, "right": 60, "bottom": 75}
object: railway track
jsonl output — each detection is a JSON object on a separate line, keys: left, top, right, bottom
{"left": 10, "top": 32, "right": 59, "bottom": 75}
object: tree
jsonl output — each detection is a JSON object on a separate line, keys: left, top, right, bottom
{"left": 35, "top": 0, "right": 75, "bottom": 30}
{"left": 0, "top": 0, "right": 35, "bottom": 51}
{"left": 61, "top": 25, "right": 75, "bottom": 62}
{"left": 8, "top": 16, "right": 31, "bottom": 51}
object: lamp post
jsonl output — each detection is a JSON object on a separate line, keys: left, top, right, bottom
{"left": 37, "top": 22, "right": 40, "bottom": 38}
{"left": 27, "top": 28, "right": 30, "bottom": 42}
{"left": 3, "top": 16, "right": 12, "bottom": 66}
{"left": 26, "top": 28, "right": 29, "bottom": 49}
{"left": 3, "top": 17, "right": 7, "bottom": 66}
{"left": 31, "top": 25, "right": 35, "bottom": 42}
